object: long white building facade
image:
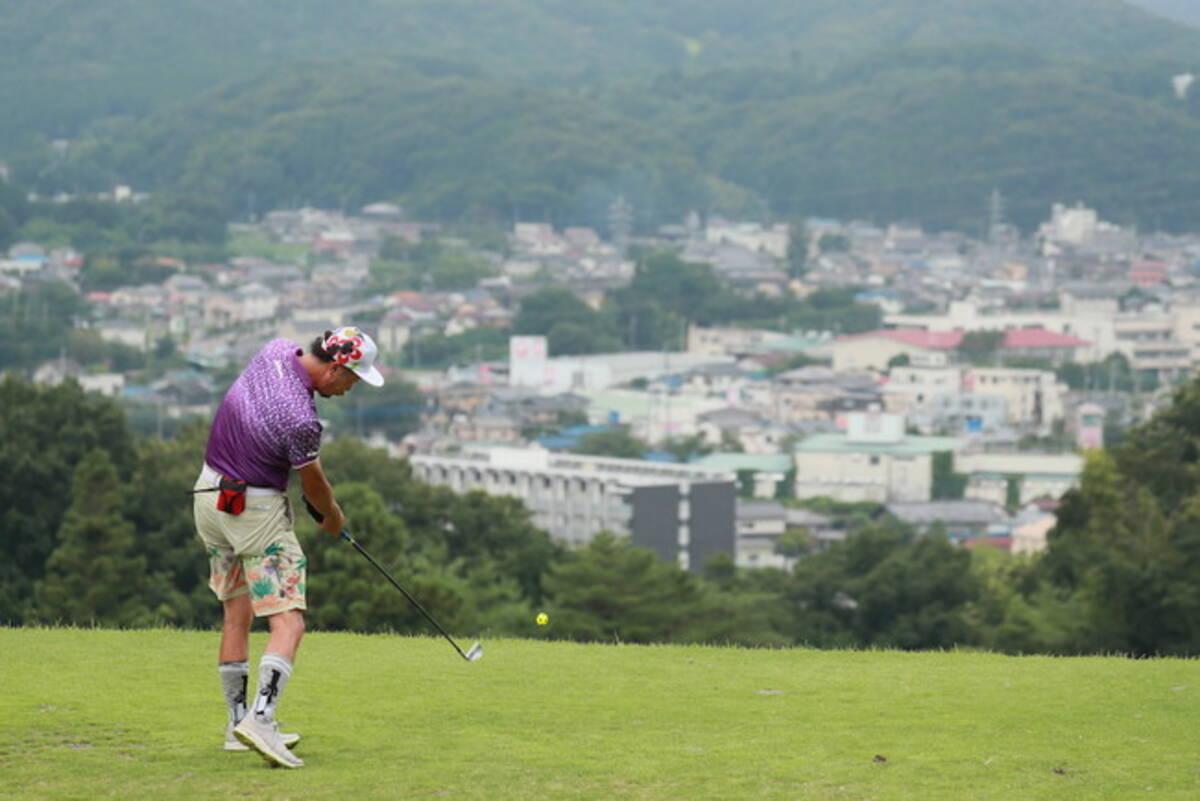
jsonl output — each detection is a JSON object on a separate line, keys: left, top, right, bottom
{"left": 409, "top": 447, "right": 736, "bottom": 572}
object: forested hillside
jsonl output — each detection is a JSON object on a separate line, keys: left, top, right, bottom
{"left": 1127, "top": 0, "right": 1200, "bottom": 29}
{"left": 5, "top": 0, "right": 1200, "bottom": 231}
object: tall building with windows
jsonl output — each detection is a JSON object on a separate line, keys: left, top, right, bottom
{"left": 409, "top": 448, "right": 735, "bottom": 572}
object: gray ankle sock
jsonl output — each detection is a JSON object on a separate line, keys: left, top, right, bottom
{"left": 252, "top": 653, "right": 294, "bottom": 722}
{"left": 218, "top": 660, "right": 249, "bottom": 724}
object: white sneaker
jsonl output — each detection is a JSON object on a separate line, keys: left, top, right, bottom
{"left": 232, "top": 715, "right": 305, "bottom": 768}
{"left": 225, "top": 721, "right": 300, "bottom": 751}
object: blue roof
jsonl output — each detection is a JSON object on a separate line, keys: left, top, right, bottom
{"left": 534, "top": 435, "right": 578, "bottom": 451}
{"left": 560, "top": 424, "right": 616, "bottom": 437}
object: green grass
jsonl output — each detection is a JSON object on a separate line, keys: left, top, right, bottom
{"left": 1, "top": 628, "right": 1198, "bottom": 800}
{"left": 227, "top": 231, "right": 309, "bottom": 264}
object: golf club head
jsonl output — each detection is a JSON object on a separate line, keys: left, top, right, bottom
{"left": 464, "top": 642, "right": 483, "bottom": 662}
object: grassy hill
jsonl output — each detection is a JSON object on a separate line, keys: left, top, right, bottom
{"left": 2, "top": 627, "right": 1198, "bottom": 800}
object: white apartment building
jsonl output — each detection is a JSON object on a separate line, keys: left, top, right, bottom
{"left": 409, "top": 447, "right": 736, "bottom": 571}
{"left": 882, "top": 366, "right": 964, "bottom": 415}
{"left": 1113, "top": 315, "right": 1192, "bottom": 382}
{"left": 957, "top": 452, "right": 1082, "bottom": 507}
{"left": 884, "top": 365, "right": 1064, "bottom": 434}
{"left": 686, "top": 324, "right": 786, "bottom": 357}
{"left": 704, "top": 220, "right": 789, "bottom": 259}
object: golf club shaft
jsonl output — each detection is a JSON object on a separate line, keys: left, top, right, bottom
{"left": 301, "top": 496, "right": 475, "bottom": 661}
{"left": 339, "top": 530, "right": 476, "bottom": 662}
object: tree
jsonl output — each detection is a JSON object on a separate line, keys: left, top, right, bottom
{"left": 124, "top": 420, "right": 214, "bottom": 627}
{"left": 132, "top": 194, "right": 229, "bottom": 244}
{"left": 573, "top": 429, "right": 649, "bottom": 459}
{"left": 0, "top": 282, "right": 90, "bottom": 371}
{"left": 931, "top": 451, "right": 967, "bottom": 500}
{"left": 660, "top": 433, "right": 712, "bottom": 463}
{"left": 541, "top": 533, "right": 720, "bottom": 643}
{"left": 0, "top": 207, "right": 15, "bottom": 250}
{"left": 35, "top": 450, "right": 153, "bottom": 626}
{"left": 786, "top": 219, "right": 808, "bottom": 278}
{"left": 547, "top": 320, "right": 620, "bottom": 356}
{"left": 318, "top": 437, "right": 561, "bottom": 605}
{"left": 817, "top": 233, "right": 849, "bottom": 253}
{"left": 784, "top": 520, "right": 981, "bottom": 649}
{"left": 1036, "top": 448, "right": 1200, "bottom": 655}
{"left": 957, "top": 331, "right": 1005, "bottom": 364}
{"left": 0, "top": 376, "right": 136, "bottom": 623}
{"left": 514, "top": 287, "right": 617, "bottom": 354}
{"left": 318, "top": 376, "right": 425, "bottom": 440}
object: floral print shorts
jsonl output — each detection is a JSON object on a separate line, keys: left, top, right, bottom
{"left": 193, "top": 472, "right": 307, "bottom": 617}
{"left": 206, "top": 540, "right": 308, "bottom": 617}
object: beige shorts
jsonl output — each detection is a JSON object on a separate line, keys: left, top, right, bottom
{"left": 193, "top": 466, "right": 306, "bottom": 617}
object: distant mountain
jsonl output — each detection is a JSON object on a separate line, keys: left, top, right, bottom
{"left": 1125, "top": 0, "right": 1200, "bottom": 29}
{"left": 3, "top": 0, "right": 1198, "bottom": 148}
{"left": 6, "top": 0, "right": 1200, "bottom": 232}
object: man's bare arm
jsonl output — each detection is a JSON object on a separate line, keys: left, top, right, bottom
{"left": 297, "top": 459, "right": 346, "bottom": 536}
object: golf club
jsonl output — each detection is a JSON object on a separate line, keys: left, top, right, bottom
{"left": 303, "top": 497, "right": 483, "bottom": 662}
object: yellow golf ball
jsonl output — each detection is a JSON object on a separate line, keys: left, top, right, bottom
{"left": 536, "top": 612, "right": 549, "bottom": 626}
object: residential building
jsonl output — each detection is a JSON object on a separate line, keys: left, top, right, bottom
{"left": 686, "top": 324, "right": 786, "bottom": 357}
{"left": 956, "top": 452, "right": 1082, "bottom": 507}
{"left": 792, "top": 412, "right": 964, "bottom": 502}
{"left": 704, "top": 219, "right": 789, "bottom": 259}
{"left": 771, "top": 367, "right": 880, "bottom": 423}
{"left": 965, "top": 368, "right": 1065, "bottom": 435}
{"left": 830, "top": 330, "right": 959, "bottom": 371}
{"left": 885, "top": 499, "right": 1010, "bottom": 540}
{"left": 1075, "top": 403, "right": 1104, "bottom": 450}
{"left": 693, "top": 452, "right": 793, "bottom": 499}
{"left": 409, "top": 447, "right": 736, "bottom": 571}
{"left": 735, "top": 500, "right": 788, "bottom": 569}
{"left": 1010, "top": 507, "right": 1058, "bottom": 555}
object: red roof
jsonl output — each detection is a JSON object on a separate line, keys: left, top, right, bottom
{"left": 963, "top": 536, "right": 1013, "bottom": 552}
{"left": 841, "top": 329, "right": 964, "bottom": 350}
{"left": 1001, "top": 328, "right": 1089, "bottom": 349}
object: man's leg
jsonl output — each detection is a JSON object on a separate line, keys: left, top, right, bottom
{"left": 264, "top": 608, "right": 305, "bottom": 663}
{"left": 251, "top": 610, "right": 304, "bottom": 721}
{"left": 232, "top": 516, "right": 307, "bottom": 768}
{"left": 219, "top": 593, "right": 254, "bottom": 662}
{"left": 234, "top": 609, "right": 306, "bottom": 767}
{"left": 218, "top": 594, "right": 253, "bottom": 743}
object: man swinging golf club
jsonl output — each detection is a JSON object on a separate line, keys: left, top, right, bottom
{"left": 191, "top": 327, "right": 384, "bottom": 768}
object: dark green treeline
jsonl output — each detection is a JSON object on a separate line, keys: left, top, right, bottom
{"left": 4, "top": 372, "right": 1200, "bottom": 656}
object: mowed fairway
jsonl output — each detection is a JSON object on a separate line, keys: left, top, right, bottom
{"left": 0, "top": 628, "right": 1197, "bottom": 800}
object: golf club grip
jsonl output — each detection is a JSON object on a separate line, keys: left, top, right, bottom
{"left": 302, "top": 496, "right": 324, "bottom": 523}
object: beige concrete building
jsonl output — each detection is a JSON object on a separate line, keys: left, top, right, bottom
{"left": 965, "top": 368, "right": 1065, "bottom": 434}
{"left": 830, "top": 330, "right": 957, "bottom": 371}
{"left": 958, "top": 452, "right": 1082, "bottom": 507}
{"left": 792, "top": 413, "right": 964, "bottom": 502}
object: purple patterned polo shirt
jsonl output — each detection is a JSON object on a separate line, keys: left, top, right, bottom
{"left": 204, "top": 339, "right": 322, "bottom": 490}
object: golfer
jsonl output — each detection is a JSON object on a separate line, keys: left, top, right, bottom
{"left": 192, "top": 327, "right": 384, "bottom": 768}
